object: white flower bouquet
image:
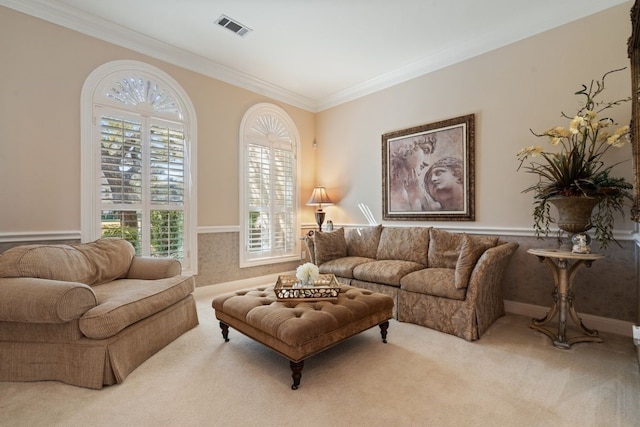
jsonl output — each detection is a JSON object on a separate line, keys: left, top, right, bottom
{"left": 295, "top": 262, "right": 320, "bottom": 287}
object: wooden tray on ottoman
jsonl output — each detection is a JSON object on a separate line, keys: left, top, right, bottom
{"left": 274, "top": 274, "right": 340, "bottom": 302}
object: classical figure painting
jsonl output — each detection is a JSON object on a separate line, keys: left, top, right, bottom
{"left": 382, "top": 114, "right": 475, "bottom": 221}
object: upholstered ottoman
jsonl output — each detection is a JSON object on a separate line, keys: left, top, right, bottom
{"left": 212, "top": 284, "right": 394, "bottom": 389}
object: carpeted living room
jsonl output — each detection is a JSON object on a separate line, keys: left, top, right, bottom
{"left": 2, "top": 1, "right": 640, "bottom": 426}
{"left": 2, "top": 281, "right": 638, "bottom": 426}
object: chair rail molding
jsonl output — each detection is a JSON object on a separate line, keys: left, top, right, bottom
{"left": 0, "top": 231, "right": 81, "bottom": 243}
{"left": 1, "top": 225, "right": 636, "bottom": 243}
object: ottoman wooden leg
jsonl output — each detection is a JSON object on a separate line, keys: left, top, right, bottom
{"left": 379, "top": 320, "right": 389, "bottom": 343}
{"left": 289, "top": 360, "right": 304, "bottom": 390}
{"left": 219, "top": 322, "right": 230, "bottom": 342}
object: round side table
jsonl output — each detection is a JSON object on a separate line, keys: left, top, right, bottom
{"left": 527, "top": 248, "right": 604, "bottom": 349}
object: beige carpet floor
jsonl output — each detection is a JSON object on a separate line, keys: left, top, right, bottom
{"left": 1, "top": 282, "right": 639, "bottom": 427}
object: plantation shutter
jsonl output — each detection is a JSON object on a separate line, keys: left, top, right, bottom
{"left": 149, "top": 122, "right": 185, "bottom": 258}
{"left": 247, "top": 143, "right": 271, "bottom": 253}
{"left": 99, "top": 112, "right": 185, "bottom": 258}
{"left": 247, "top": 144, "right": 295, "bottom": 256}
{"left": 272, "top": 147, "right": 295, "bottom": 252}
{"left": 240, "top": 104, "right": 299, "bottom": 266}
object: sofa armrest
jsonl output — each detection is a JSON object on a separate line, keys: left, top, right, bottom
{"left": 0, "top": 277, "right": 97, "bottom": 323}
{"left": 465, "top": 242, "right": 519, "bottom": 331}
{"left": 125, "top": 256, "right": 182, "bottom": 279}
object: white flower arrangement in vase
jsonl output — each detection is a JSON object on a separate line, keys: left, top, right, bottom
{"left": 295, "top": 262, "right": 320, "bottom": 288}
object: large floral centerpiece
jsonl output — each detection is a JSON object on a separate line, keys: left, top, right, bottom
{"left": 516, "top": 68, "right": 633, "bottom": 248}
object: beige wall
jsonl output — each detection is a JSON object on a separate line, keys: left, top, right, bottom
{"left": 0, "top": 6, "right": 317, "bottom": 232}
{"left": 315, "top": 3, "right": 635, "bottom": 233}
{"left": 312, "top": 2, "right": 638, "bottom": 323}
{"left": 0, "top": 4, "right": 638, "bottom": 322}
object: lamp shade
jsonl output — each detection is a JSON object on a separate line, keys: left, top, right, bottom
{"left": 306, "top": 186, "right": 333, "bottom": 207}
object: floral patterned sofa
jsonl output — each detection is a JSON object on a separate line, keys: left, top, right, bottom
{"left": 304, "top": 226, "right": 518, "bottom": 341}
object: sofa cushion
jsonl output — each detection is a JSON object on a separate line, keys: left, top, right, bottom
{"left": 353, "top": 260, "right": 424, "bottom": 287}
{"left": 400, "top": 268, "right": 467, "bottom": 300}
{"left": 0, "top": 244, "right": 94, "bottom": 283}
{"left": 428, "top": 229, "right": 499, "bottom": 269}
{"left": 74, "top": 238, "right": 136, "bottom": 285}
{"left": 454, "top": 235, "right": 497, "bottom": 289}
{"left": 376, "top": 227, "right": 431, "bottom": 265}
{"left": 428, "top": 229, "right": 463, "bottom": 268}
{"left": 346, "top": 225, "right": 383, "bottom": 259}
{"left": 318, "top": 256, "right": 374, "bottom": 279}
{"left": 313, "top": 228, "right": 347, "bottom": 265}
{"left": 79, "top": 275, "right": 195, "bottom": 339}
{"left": 0, "top": 239, "right": 135, "bottom": 286}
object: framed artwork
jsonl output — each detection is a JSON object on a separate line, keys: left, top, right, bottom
{"left": 382, "top": 114, "right": 475, "bottom": 221}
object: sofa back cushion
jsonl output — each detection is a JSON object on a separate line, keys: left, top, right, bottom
{"left": 346, "top": 225, "right": 382, "bottom": 259}
{"left": 74, "top": 238, "right": 136, "bottom": 284}
{"left": 0, "top": 244, "right": 95, "bottom": 283}
{"left": 429, "top": 229, "right": 498, "bottom": 269}
{"left": 428, "top": 229, "right": 464, "bottom": 268}
{"left": 454, "top": 235, "right": 498, "bottom": 289}
{"left": 376, "top": 227, "right": 431, "bottom": 266}
{"left": 0, "top": 238, "right": 135, "bottom": 285}
{"left": 313, "top": 228, "right": 348, "bottom": 265}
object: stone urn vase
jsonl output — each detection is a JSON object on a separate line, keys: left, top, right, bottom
{"left": 547, "top": 195, "right": 600, "bottom": 234}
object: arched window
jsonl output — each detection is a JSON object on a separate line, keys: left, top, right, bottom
{"left": 239, "top": 103, "right": 300, "bottom": 267}
{"left": 81, "top": 60, "right": 197, "bottom": 274}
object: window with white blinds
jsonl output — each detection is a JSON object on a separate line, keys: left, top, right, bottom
{"left": 240, "top": 104, "right": 300, "bottom": 267}
{"left": 82, "top": 61, "right": 197, "bottom": 273}
{"left": 99, "top": 114, "right": 185, "bottom": 259}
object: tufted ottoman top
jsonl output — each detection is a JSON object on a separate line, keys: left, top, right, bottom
{"left": 212, "top": 284, "right": 394, "bottom": 362}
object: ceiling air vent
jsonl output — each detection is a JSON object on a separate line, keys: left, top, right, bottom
{"left": 216, "top": 14, "right": 252, "bottom": 37}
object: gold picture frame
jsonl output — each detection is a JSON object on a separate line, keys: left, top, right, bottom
{"left": 382, "top": 114, "right": 475, "bottom": 221}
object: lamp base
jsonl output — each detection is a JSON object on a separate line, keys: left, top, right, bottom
{"left": 315, "top": 211, "right": 326, "bottom": 231}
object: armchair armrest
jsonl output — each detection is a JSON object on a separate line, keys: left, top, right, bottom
{"left": 125, "top": 256, "right": 182, "bottom": 280}
{"left": 0, "top": 277, "right": 97, "bottom": 323}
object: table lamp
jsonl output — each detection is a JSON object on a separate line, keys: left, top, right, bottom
{"left": 306, "top": 186, "right": 333, "bottom": 231}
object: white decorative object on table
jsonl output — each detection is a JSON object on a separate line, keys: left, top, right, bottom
{"left": 296, "top": 262, "right": 320, "bottom": 287}
{"left": 571, "top": 233, "right": 591, "bottom": 254}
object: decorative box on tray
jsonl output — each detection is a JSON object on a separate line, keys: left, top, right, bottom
{"left": 274, "top": 274, "right": 340, "bottom": 301}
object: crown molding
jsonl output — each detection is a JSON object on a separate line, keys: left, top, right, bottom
{"left": 0, "top": 0, "right": 317, "bottom": 112}
{"left": 315, "top": 0, "right": 629, "bottom": 111}
{"left": 0, "top": 0, "right": 630, "bottom": 113}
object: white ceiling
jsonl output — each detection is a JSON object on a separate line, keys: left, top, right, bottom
{"left": 1, "top": 0, "right": 630, "bottom": 111}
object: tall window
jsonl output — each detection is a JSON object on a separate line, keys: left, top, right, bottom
{"left": 81, "top": 61, "right": 197, "bottom": 274}
{"left": 240, "top": 104, "right": 300, "bottom": 267}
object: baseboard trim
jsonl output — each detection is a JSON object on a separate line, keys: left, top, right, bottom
{"left": 504, "top": 300, "right": 634, "bottom": 338}
{"left": 195, "top": 281, "right": 633, "bottom": 338}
